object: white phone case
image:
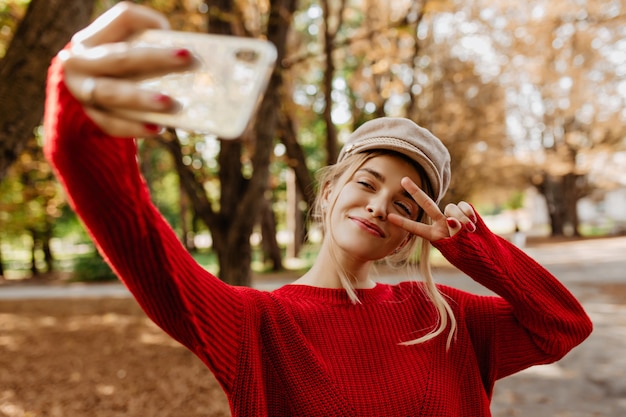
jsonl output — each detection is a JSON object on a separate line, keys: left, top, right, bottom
{"left": 116, "top": 30, "right": 277, "bottom": 138}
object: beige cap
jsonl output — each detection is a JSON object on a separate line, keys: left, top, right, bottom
{"left": 337, "top": 117, "right": 451, "bottom": 203}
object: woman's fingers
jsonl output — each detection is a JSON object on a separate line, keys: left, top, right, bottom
{"left": 388, "top": 214, "right": 433, "bottom": 240}
{"left": 72, "top": 2, "right": 170, "bottom": 48}
{"left": 85, "top": 107, "right": 163, "bottom": 138}
{"left": 64, "top": 73, "right": 179, "bottom": 112}
{"left": 388, "top": 177, "right": 449, "bottom": 242}
{"left": 458, "top": 201, "right": 477, "bottom": 222}
{"left": 62, "top": 44, "right": 194, "bottom": 78}
{"left": 444, "top": 217, "right": 463, "bottom": 236}
{"left": 392, "top": 177, "right": 479, "bottom": 241}
{"left": 444, "top": 202, "right": 477, "bottom": 234}
{"left": 400, "top": 177, "right": 445, "bottom": 221}
{"left": 61, "top": 44, "right": 193, "bottom": 110}
{"left": 55, "top": 2, "right": 187, "bottom": 138}
{"left": 443, "top": 202, "right": 476, "bottom": 224}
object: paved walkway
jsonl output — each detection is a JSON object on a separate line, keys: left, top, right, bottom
{"left": 2, "top": 236, "right": 625, "bottom": 416}
{"left": 1, "top": 235, "right": 625, "bottom": 299}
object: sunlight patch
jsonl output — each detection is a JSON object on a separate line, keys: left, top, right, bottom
{"left": 519, "top": 363, "right": 570, "bottom": 379}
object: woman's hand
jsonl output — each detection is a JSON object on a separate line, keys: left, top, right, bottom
{"left": 388, "top": 177, "right": 477, "bottom": 242}
{"left": 59, "top": 1, "right": 195, "bottom": 138}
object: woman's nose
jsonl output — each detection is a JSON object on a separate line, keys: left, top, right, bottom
{"left": 367, "top": 198, "right": 388, "bottom": 220}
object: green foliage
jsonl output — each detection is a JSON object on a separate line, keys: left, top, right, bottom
{"left": 138, "top": 139, "right": 184, "bottom": 228}
{"left": 71, "top": 252, "right": 117, "bottom": 282}
{"left": 0, "top": 0, "right": 29, "bottom": 57}
{"left": 0, "top": 134, "right": 65, "bottom": 239}
{"left": 506, "top": 191, "right": 525, "bottom": 211}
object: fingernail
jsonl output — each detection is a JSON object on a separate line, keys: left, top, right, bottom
{"left": 174, "top": 48, "right": 191, "bottom": 59}
{"left": 446, "top": 218, "right": 459, "bottom": 229}
{"left": 153, "top": 93, "right": 171, "bottom": 103}
{"left": 144, "top": 123, "right": 162, "bottom": 133}
{"left": 465, "top": 222, "right": 476, "bottom": 232}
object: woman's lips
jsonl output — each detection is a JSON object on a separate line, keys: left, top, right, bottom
{"left": 350, "top": 216, "right": 386, "bottom": 238}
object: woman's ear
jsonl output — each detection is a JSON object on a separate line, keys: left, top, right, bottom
{"left": 321, "top": 181, "right": 333, "bottom": 209}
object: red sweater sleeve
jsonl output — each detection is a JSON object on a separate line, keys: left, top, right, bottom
{"left": 43, "top": 50, "right": 243, "bottom": 390}
{"left": 433, "top": 214, "right": 592, "bottom": 392}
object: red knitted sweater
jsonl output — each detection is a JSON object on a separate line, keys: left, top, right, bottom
{"left": 44, "top": 53, "right": 592, "bottom": 416}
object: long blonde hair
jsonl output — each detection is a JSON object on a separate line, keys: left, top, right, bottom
{"left": 312, "top": 151, "right": 457, "bottom": 349}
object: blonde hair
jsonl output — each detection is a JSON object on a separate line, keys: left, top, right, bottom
{"left": 312, "top": 151, "right": 457, "bottom": 349}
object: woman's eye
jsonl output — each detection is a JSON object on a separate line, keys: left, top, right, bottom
{"left": 396, "top": 202, "right": 413, "bottom": 217}
{"left": 358, "top": 181, "right": 374, "bottom": 189}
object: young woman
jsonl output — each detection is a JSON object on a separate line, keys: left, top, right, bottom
{"left": 44, "top": 3, "right": 592, "bottom": 416}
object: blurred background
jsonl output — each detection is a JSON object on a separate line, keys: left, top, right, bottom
{"left": 1, "top": 0, "right": 625, "bottom": 283}
{"left": 0, "top": 0, "right": 626, "bottom": 417}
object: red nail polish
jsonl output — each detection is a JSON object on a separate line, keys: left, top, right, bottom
{"left": 465, "top": 222, "right": 476, "bottom": 232}
{"left": 446, "top": 218, "right": 458, "bottom": 228}
{"left": 174, "top": 48, "right": 191, "bottom": 59}
{"left": 153, "top": 93, "right": 171, "bottom": 105}
{"left": 144, "top": 123, "right": 161, "bottom": 133}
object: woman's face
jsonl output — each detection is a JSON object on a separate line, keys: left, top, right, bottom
{"left": 325, "top": 153, "right": 423, "bottom": 262}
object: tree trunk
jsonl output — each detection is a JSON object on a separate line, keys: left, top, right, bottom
{"left": 217, "top": 225, "right": 255, "bottom": 285}
{"left": 320, "top": 0, "right": 346, "bottom": 166}
{"left": 321, "top": 19, "right": 338, "bottom": 165}
{"left": 404, "top": 2, "right": 426, "bottom": 119}
{"left": 196, "top": 0, "right": 297, "bottom": 286}
{"left": 277, "top": 110, "right": 310, "bottom": 258}
{"left": 564, "top": 172, "right": 582, "bottom": 237}
{"left": 29, "top": 229, "right": 39, "bottom": 276}
{"left": 286, "top": 168, "right": 305, "bottom": 258}
{"left": 157, "top": 132, "right": 248, "bottom": 285}
{"left": 278, "top": 111, "right": 316, "bottom": 208}
{"left": 42, "top": 221, "right": 54, "bottom": 273}
{"left": 214, "top": 138, "right": 251, "bottom": 285}
{"left": 161, "top": 0, "right": 297, "bottom": 285}
{"left": 139, "top": 140, "right": 157, "bottom": 196}
{"left": 0, "top": 237, "right": 5, "bottom": 278}
{"left": 180, "top": 184, "right": 195, "bottom": 251}
{"left": 0, "top": 0, "right": 94, "bottom": 179}
{"left": 260, "top": 197, "right": 283, "bottom": 271}
{"left": 538, "top": 173, "right": 582, "bottom": 237}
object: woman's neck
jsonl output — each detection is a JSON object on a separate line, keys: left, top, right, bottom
{"left": 293, "top": 241, "right": 376, "bottom": 289}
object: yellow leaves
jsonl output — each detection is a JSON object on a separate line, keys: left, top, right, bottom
{"left": 370, "top": 57, "right": 389, "bottom": 75}
{"left": 423, "top": 0, "right": 457, "bottom": 15}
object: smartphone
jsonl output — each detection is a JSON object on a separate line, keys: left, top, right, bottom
{"left": 116, "top": 30, "right": 277, "bottom": 139}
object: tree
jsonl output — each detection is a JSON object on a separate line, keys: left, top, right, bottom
{"left": 0, "top": 0, "right": 93, "bottom": 278}
{"left": 0, "top": 134, "right": 63, "bottom": 276}
{"left": 0, "top": 0, "right": 94, "bottom": 180}
{"left": 411, "top": 55, "right": 510, "bottom": 206}
{"left": 157, "top": 0, "right": 298, "bottom": 286}
{"left": 319, "top": 0, "right": 347, "bottom": 165}
{"left": 320, "top": 0, "right": 510, "bottom": 206}
{"left": 474, "top": 0, "right": 626, "bottom": 236}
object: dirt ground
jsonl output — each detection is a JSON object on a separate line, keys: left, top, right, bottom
{"left": 1, "top": 236, "right": 626, "bottom": 417}
{"left": 0, "top": 297, "right": 231, "bottom": 417}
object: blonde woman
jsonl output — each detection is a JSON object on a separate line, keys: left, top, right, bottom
{"left": 44, "top": 3, "right": 592, "bottom": 416}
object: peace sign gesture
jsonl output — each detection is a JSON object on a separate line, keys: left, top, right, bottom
{"left": 388, "top": 177, "right": 477, "bottom": 242}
